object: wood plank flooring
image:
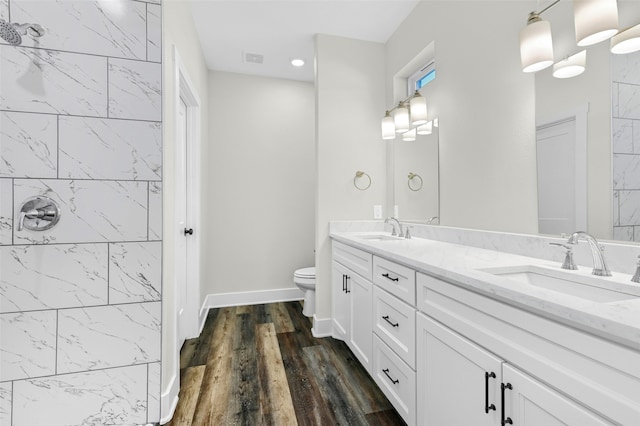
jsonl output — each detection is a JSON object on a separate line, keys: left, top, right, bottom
{"left": 165, "top": 301, "right": 406, "bottom": 426}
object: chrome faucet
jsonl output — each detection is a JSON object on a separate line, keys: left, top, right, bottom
{"left": 427, "top": 216, "right": 439, "bottom": 224}
{"left": 385, "top": 217, "right": 403, "bottom": 237}
{"left": 566, "top": 231, "right": 611, "bottom": 276}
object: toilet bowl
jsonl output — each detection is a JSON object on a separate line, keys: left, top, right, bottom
{"left": 294, "top": 267, "right": 316, "bottom": 317}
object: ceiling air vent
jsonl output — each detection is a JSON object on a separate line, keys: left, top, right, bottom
{"left": 244, "top": 52, "right": 264, "bottom": 64}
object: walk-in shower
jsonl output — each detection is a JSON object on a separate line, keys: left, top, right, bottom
{"left": 0, "top": 18, "right": 45, "bottom": 46}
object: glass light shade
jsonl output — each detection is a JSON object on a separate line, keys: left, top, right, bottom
{"left": 520, "top": 17, "right": 554, "bottom": 73}
{"left": 611, "top": 24, "right": 640, "bottom": 54}
{"left": 402, "top": 128, "right": 416, "bottom": 142}
{"left": 553, "top": 50, "right": 586, "bottom": 79}
{"left": 394, "top": 103, "right": 410, "bottom": 133}
{"left": 573, "top": 0, "right": 618, "bottom": 47}
{"left": 409, "top": 92, "right": 428, "bottom": 125}
{"left": 381, "top": 112, "right": 396, "bottom": 140}
{"left": 416, "top": 121, "right": 433, "bottom": 135}
{"left": 433, "top": 118, "right": 439, "bottom": 128}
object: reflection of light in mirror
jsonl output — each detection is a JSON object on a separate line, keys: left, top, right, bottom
{"left": 402, "top": 128, "right": 416, "bottom": 141}
{"left": 573, "top": 0, "right": 618, "bottom": 46}
{"left": 417, "top": 121, "right": 433, "bottom": 135}
{"left": 433, "top": 118, "right": 438, "bottom": 128}
{"left": 552, "top": 50, "right": 586, "bottom": 79}
{"left": 98, "top": 0, "right": 126, "bottom": 16}
{"left": 611, "top": 24, "right": 640, "bottom": 54}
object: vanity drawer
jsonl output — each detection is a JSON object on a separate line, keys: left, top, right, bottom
{"left": 373, "top": 256, "right": 416, "bottom": 305}
{"left": 373, "top": 286, "right": 416, "bottom": 368}
{"left": 373, "top": 334, "right": 416, "bottom": 426}
{"left": 332, "top": 241, "right": 373, "bottom": 281}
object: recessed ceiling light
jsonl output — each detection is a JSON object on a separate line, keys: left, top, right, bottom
{"left": 291, "top": 59, "right": 305, "bottom": 67}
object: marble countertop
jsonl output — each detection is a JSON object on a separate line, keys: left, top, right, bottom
{"left": 331, "top": 231, "right": 640, "bottom": 351}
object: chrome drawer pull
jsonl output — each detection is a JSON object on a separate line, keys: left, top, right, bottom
{"left": 382, "top": 368, "right": 399, "bottom": 384}
{"left": 382, "top": 273, "right": 399, "bottom": 282}
{"left": 382, "top": 315, "right": 399, "bottom": 327}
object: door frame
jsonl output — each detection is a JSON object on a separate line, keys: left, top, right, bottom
{"left": 536, "top": 104, "right": 588, "bottom": 232}
{"left": 173, "top": 46, "right": 201, "bottom": 342}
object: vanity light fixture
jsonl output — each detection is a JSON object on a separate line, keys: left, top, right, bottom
{"left": 409, "top": 90, "right": 428, "bottom": 125}
{"left": 291, "top": 58, "right": 305, "bottom": 67}
{"left": 519, "top": 7, "right": 556, "bottom": 73}
{"left": 381, "top": 111, "right": 396, "bottom": 140}
{"left": 402, "top": 128, "right": 417, "bottom": 142}
{"left": 611, "top": 24, "right": 640, "bottom": 54}
{"left": 573, "top": 0, "right": 618, "bottom": 47}
{"left": 393, "top": 102, "right": 410, "bottom": 134}
{"left": 552, "top": 50, "right": 586, "bottom": 78}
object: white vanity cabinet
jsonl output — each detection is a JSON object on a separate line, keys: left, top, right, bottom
{"left": 332, "top": 241, "right": 373, "bottom": 372}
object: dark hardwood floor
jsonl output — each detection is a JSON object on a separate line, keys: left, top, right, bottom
{"left": 165, "top": 301, "right": 406, "bottom": 425}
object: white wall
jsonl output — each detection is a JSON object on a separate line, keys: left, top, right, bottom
{"left": 162, "top": 0, "right": 209, "bottom": 419}
{"left": 385, "top": 1, "right": 539, "bottom": 234}
{"left": 315, "top": 34, "right": 387, "bottom": 320}
{"left": 205, "top": 71, "right": 315, "bottom": 297}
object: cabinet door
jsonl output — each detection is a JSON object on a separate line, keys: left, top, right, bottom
{"left": 502, "top": 364, "right": 614, "bottom": 426}
{"left": 417, "top": 313, "right": 502, "bottom": 426}
{"left": 332, "top": 261, "right": 350, "bottom": 341}
{"left": 349, "top": 272, "right": 373, "bottom": 372}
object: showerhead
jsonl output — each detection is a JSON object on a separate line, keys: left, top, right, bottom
{"left": 0, "top": 19, "right": 22, "bottom": 46}
{"left": 0, "top": 19, "right": 45, "bottom": 46}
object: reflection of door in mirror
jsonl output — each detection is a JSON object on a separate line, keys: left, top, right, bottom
{"left": 612, "top": 51, "right": 640, "bottom": 242}
{"left": 536, "top": 117, "right": 587, "bottom": 236}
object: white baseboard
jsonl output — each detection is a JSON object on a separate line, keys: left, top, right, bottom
{"left": 160, "top": 372, "right": 179, "bottom": 425}
{"left": 199, "top": 287, "right": 304, "bottom": 329}
{"left": 311, "top": 315, "right": 333, "bottom": 338}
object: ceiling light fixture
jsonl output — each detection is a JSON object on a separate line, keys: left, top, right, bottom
{"left": 519, "top": 1, "right": 559, "bottom": 73}
{"left": 291, "top": 58, "right": 305, "bottom": 67}
{"left": 552, "top": 50, "right": 586, "bottom": 78}
{"left": 573, "top": 0, "right": 618, "bottom": 47}
{"left": 611, "top": 24, "right": 640, "bottom": 54}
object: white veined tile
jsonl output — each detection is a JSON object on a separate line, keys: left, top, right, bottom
{"left": 612, "top": 50, "right": 640, "bottom": 85}
{"left": 619, "top": 83, "right": 640, "bottom": 120}
{"left": 0, "top": 111, "right": 57, "bottom": 178}
{"left": 57, "top": 302, "right": 161, "bottom": 373}
{"left": 612, "top": 118, "right": 633, "bottom": 154}
{"left": 109, "top": 59, "right": 161, "bottom": 121}
{"left": 0, "top": 311, "right": 56, "bottom": 381}
{"left": 13, "top": 179, "right": 148, "bottom": 244}
{"left": 147, "top": 362, "right": 161, "bottom": 424}
{"left": 0, "top": 382, "right": 10, "bottom": 425}
{"left": 59, "top": 116, "right": 162, "bottom": 181}
{"left": 618, "top": 190, "right": 640, "bottom": 226}
{"left": 109, "top": 241, "right": 161, "bottom": 303}
{"left": 0, "top": 178, "right": 11, "bottom": 245}
{"left": 11, "top": 0, "right": 146, "bottom": 60}
{"left": 634, "top": 121, "right": 640, "bottom": 154}
{"left": 613, "top": 83, "right": 619, "bottom": 118}
{"left": 613, "top": 191, "right": 620, "bottom": 227}
{"left": 0, "top": 0, "right": 8, "bottom": 21}
{"left": 149, "top": 182, "right": 162, "bottom": 240}
{"left": 147, "top": 4, "right": 162, "bottom": 63}
{"left": 13, "top": 364, "right": 147, "bottom": 426}
{"left": 613, "top": 154, "right": 640, "bottom": 190}
{"left": 0, "top": 46, "right": 107, "bottom": 117}
{"left": 0, "top": 244, "right": 108, "bottom": 313}
{"left": 613, "top": 226, "right": 634, "bottom": 242}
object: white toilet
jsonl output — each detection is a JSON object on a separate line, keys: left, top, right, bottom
{"left": 294, "top": 267, "right": 316, "bottom": 317}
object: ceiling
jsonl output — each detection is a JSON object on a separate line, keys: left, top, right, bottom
{"left": 188, "top": 0, "right": 420, "bottom": 82}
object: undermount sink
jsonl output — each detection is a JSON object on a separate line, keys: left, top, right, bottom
{"left": 479, "top": 265, "right": 640, "bottom": 303}
{"left": 357, "top": 234, "right": 404, "bottom": 241}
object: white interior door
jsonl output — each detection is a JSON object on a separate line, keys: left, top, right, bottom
{"left": 176, "top": 96, "right": 189, "bottom": 347}
{"left": 536, "top": 117, "right": 586, "bottom": 235}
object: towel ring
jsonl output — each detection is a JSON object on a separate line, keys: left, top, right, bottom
{"left": 408, "top": 172, "right": 423, "bottom": 191}
{"left": 354, "top": 171, "right": 372, "bottom": 191}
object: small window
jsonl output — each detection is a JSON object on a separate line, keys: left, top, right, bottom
{"left": 408, "top": 61, "right": 436, "bottom": 95}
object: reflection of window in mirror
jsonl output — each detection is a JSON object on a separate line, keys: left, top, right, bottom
{"left": 407, "top": 60, "right": 435, "bottom": 96}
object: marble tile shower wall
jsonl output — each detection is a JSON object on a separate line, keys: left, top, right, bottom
{"left": 613, "top": 51, "right": 640, "bottom": 242}
{"left": 0, "top": 1, "right": 163, "bottom": 425}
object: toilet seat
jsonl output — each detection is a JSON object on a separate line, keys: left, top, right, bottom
{"left": 294, "top": 267, "right": 315, "bottom": 279}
